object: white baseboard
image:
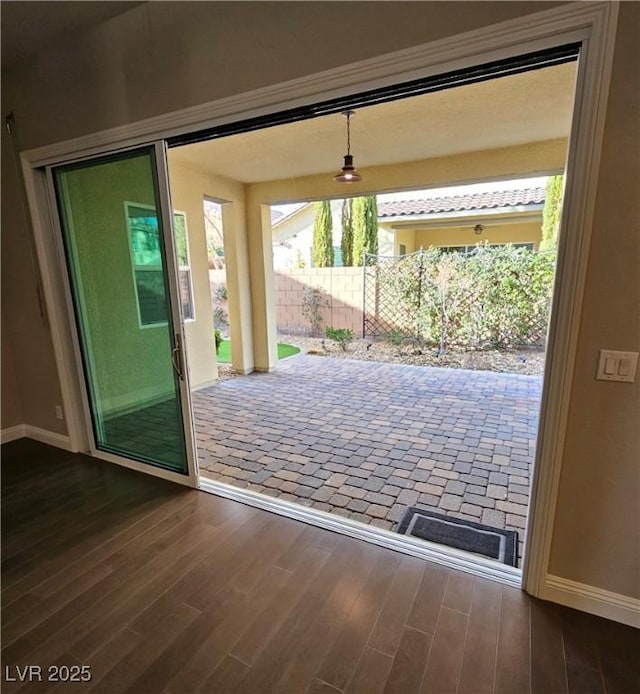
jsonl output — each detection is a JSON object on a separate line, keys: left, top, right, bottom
{"left": 0, "top": 424, "right": 72, "bottom": 451}
{"left": 1, "top": 424, "right": 26, "bottom": 444}
{"left": 545, "top": 574, "right": 640, "bottom": 628}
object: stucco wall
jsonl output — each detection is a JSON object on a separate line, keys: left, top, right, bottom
{"left": 167, "top": 151, "right": 253, "bottom": 374}
{"left": 402, "top": 219, "right": 543, "bottom": 253}
{"left": 165, "top": 158, "right": 219, "bottom": 388}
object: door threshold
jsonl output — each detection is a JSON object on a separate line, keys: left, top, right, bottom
{"left": 198, "top": 475, "right": 522, "bottom": 587}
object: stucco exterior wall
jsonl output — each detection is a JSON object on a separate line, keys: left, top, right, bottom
{"left": 165, "top": 159, "right": 219, "bottom": 388}
{"left": 397, "top": 219, "right": 543, "bottom": 254}
{"left": 167, "top": 152, "right": 253, "bottom": 375}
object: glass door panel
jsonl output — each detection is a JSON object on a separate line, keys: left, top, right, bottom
{"left": 53, "top": 148, "right": 190, "bottom": 474}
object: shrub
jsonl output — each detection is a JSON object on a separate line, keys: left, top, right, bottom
{"left": 214, "top": 329, "right": 223, "bottom": 355}
{"left": 372, "top": 245, "right": 554, "bottom": 351}
{"left": 213, "top": 307, "right": 228, "bottom": 326}
{"left": 301, "top": 286, "right": 328, "bottom": 336}
{"left": 326, "top": 326, "right": 353, "bottom": 351}
{"left": 382, "top": 330, "right": 405, "bottom": 347}
{"left": 215, "top": 284, "right": 228, "bottom": 301}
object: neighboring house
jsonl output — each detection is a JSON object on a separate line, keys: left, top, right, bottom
{"left": 271, "top": 199, "right": 394, "bottom": 269}
{"left": 272, "top": 187, "right": 545, "bottom": 268}
{"left": 378, "top": 186, "right": 546, "bottom": 255}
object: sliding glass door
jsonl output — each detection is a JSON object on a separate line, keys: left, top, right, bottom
{"left": 52, "top": 145, "right": 196, "bottom": 478}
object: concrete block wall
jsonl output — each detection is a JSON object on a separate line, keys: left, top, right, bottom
{"left": 274, "top": 268, "right": 364, "bottom": 337}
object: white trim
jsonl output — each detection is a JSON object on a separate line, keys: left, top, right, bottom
{"left": 545, "top": 575, "right": 640, "bottom": 628}
{"left": 522, "top": 3, "right": 620, "bottom": 597}
{"left": 21, "top": 165, "right": 90, "bottom": 453}
{"left": 0, "top": 424, "right": 72, "bottom": 450}
{"left": 18, "top": 2, "right": 619, "bottom": 595}
{"left": 198, "top": 476, "right": 521, "bottom": 587}
{"left": 154, "top": 141, "right": 200, "bottom": 486}
{"left": 24, "top": 425, "right": 72, "bottom": 450}
{"left": 1, "top": 425, "right": 27, "bottom": 444}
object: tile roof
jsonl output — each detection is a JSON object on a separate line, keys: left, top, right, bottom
{"left": 378, "top": 187, "right": 546, "bottom": 218}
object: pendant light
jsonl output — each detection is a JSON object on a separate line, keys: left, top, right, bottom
{"left": 333, "top": 110, "right": 363, "bottom": 183}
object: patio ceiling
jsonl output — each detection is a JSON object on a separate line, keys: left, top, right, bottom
{"left": 169, "top": 61, "right": 576, "bottom": 184}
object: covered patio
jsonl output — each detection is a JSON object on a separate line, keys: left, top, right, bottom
{"left": 193, "top": 354, "right": 540, "bottom": 560}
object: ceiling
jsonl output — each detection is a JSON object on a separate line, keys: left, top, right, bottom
{"left": 169, "top": 62, "right": 577, "bottom": 185}
{"left": 1, "top": 1, "right": 144, "bottom": 69}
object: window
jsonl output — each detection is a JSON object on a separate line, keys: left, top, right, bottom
{"left": 399, "top": 244, "right": 407, "bottom": 256}
{"left": 333, "top": 246, "right": 343, "bottom": 267}
{"left": 125, "top": 204, "right": 195, "bottom": 327}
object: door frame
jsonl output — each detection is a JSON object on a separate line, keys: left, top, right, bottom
{"left": 19, "top": 2, "right": 619, "bottom": 593}
{"left": 41, "top": 143, "right": 200, "bottom": 487}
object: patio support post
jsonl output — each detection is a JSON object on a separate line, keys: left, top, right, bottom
{"left": 246, "top": 200, "right": 278, "bottom": 372}
{"left": 221, "top": 202, "right": 255, "bottom": 374}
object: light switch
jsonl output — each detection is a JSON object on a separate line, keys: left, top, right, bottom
{"left": 596, "top": 350, "right": 639, "bottom": 383}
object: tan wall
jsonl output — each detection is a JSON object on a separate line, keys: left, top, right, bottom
{"left": 1, "top": 323, "right": 23, "bottom": 429}
{"left": 275, "top": 268, "right": 364, "bottom": 337}
{"left": 547, "top": 2, "right": 640, "bottom": 599}
{"left": 396, "top": 229, "right": 416, "bottom": 256}
{"left": 1, "top": 2, "right": 563, "bottom": 149}
{"left": 165, "top": 158, "right": 218, "bottom": 388}
{"left": 167, "top": 153, "right": 253, "bottom": 374}
{"left": 403, "top": 219, "right": 542, "bottom": 253}
{"left": 2, "top": 1, "right": 638, "bottom": 604}
{"left": 1, "top": 131, "right": 66, "bottom": 434}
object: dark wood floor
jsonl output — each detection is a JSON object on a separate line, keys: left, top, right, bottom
{"left": 1, "top": 440, "right": 638, "bottom": 694}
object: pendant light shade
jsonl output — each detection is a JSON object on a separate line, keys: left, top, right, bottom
{"left": 333, "top": 111, "right": 363, "bottom": 183}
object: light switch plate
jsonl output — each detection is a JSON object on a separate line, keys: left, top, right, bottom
{"left": 596, "top": 350, "right": 638, "bottom": 383}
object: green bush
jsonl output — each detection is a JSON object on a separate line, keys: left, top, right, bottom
{"left": 213, "top": 307, "right": 228, "bottom": 326}
{"left": 373, "top": 245, "right": 555, "bottom": 351}
{"left": 326, "top": 326, "right": 353, "bottom": 351}
{"left": 382, "top": 330, "right": 405, "bottom": 347}
{"left": 214, "top": 329, "right": 223, "bottom": 355}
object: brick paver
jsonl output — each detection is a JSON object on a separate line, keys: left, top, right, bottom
{"left": 194, "top": 355, "right": 541, "bottom": 562}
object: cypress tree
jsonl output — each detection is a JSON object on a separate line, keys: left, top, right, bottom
{"left": 340, "top": 198, "right": 353, "bottom": 266}
{"left": 311, "top": 200, "right": 334, "bottom": 267}
{"left": 352, "top": 196, "right": 378, "bottom": 266}
{"left": 364, "top": 195, "right": 378, "bottom": 260}
{"left": 352, "top": 197, "right": 367, "bottom": 266}
{"left": 539, "top": 175, "right": 563, "bottom": 251}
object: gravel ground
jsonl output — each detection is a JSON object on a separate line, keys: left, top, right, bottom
{"left": 214, "top": 335, "right": 545, "bottom": 380}
{"left": 278, "top": 334, "right": 546, "bottom": 376}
